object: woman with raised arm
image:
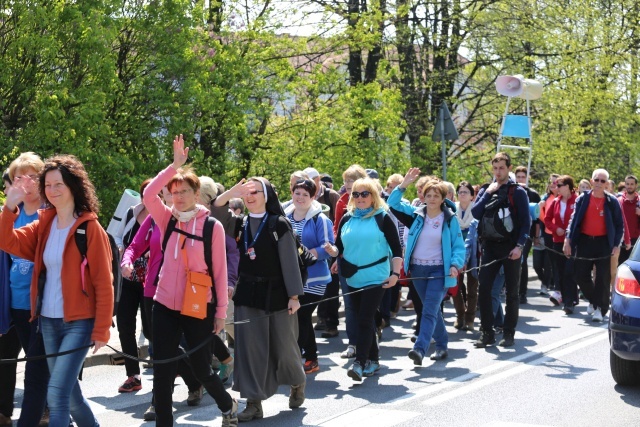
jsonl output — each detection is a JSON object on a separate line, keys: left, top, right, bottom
{"left": 142, "top": 135, "right": 236, "bottom": 427}
{"left": 215, "top": 176, "right": 306, "bottom": 422}
{"left": 0, "top": 155, "right": 113, "bottom": 427}
{"left": 387, "top": 168, "right": 466, "bottom": 366}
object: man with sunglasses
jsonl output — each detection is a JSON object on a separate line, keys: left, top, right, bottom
{"left": 563, "top": 169, "right": 624, "bottom": 322}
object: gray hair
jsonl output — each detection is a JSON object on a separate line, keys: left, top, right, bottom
{"left": 592, "top": 169, "right": 609, "bottom": 180}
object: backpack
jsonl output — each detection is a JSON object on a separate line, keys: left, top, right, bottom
{"left": 75, "top": 222, "right": 122, "bottom": 317}
{"left": 261, "top": 215, "right": 317, "bottom": 284}
{"left": 159, "top": 216, "right": 217, "bottom": 304}
{"left": 321, "top": 187, "right": 335, "bottom": 222}
{"left": 478, "top": 183, "right": 518, "bottom": 242}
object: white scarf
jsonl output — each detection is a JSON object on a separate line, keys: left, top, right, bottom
{"left": 456, "top": 202, "right": 474, "bottom": 230}
{"left": 170, "top": 206, "right": 200, "bottom": 259}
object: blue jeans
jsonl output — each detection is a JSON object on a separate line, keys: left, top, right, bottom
{"left": 491, "top": 268, "right": 505, "bottom": 328}
{"left": 409, "top": 264, "right": 448, "bottom": 355}
{"left": 40, "top": 317, "right": 97, "bottom": 427}
{"left": 338, "top": 264, "right": 357, "bottom": 346}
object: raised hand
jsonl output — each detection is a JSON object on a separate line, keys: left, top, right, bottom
{"left": 3, "top": 183, "right": 27, "bottom": 211}
{"left": 171, "top": 134, "right": 189, "bottom": 170}
{"left": 400, "top": 167, "right": 421, "bottom": 189}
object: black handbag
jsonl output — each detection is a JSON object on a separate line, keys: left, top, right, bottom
{"left": 339, "top": 256, "right": 388, "bottom": 278}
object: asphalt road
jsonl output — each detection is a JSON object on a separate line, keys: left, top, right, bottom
{"left": 11, "top": 283, "right": 640, "bottom": 427}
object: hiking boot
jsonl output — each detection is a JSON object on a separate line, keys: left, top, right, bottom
{"left": 363, "top": 360, "right": 381, "bottom": 377}
{"left": 238, "top": 400, "right": 263, "bottom": 422}
{"left": 118, "top": 376, "right": 142, "bottom": 393}
{"left": 187, "top": 386, "right": 203, "bottom": 406}
{"left": 221, "top": 399, "right": 238, "bottom": 427}
{"left": 143, "top": 405, "right": 156, "bottom": 421}
{"left": 303, "top": 360, "right": 320, "bottom": 374}
{"left": 347, "top": 362, "right": 363, "bottom": 381}
{"left": 474, "top": 331, "right": 496, "bottom": 348}
{"left": 499, "top": 332, "right": 515, "bottom": 347}
{"left": 289, "top": 383, "right": 305, "bottom": 408}
{"left": 218, "top": 358, "right": 234, "bottom": 385}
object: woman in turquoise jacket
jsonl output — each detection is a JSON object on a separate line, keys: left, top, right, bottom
{"left": 388, "top": 168, "right": 465, "bottom": 365}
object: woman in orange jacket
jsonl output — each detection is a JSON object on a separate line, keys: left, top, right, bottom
{"left": 0, "top": 155, "right": 113, "bottom": 427}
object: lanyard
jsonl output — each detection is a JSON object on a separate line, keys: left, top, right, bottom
{"left": 244, "top": 214, "right": 269, "bottom": 254}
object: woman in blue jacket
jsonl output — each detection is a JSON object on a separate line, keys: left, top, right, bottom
{"left": 388, "top": 168, "right": 465, "bottom": 365}
{"left": 284, "top": 178, "right": 335, "bottom": 375}
{"left": 330, "top": 178, "right": 403, "bottom": 381}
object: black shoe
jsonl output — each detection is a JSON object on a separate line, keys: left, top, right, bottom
{"left": 563, "top": 304, "right": 574, "bottom": 315}
{"left": 499, "top": 332, "right": 515, "bottom": 347}
{"left": 321, "top": 328, "right": 339, "bottom": 338}
{"left": 519, "top": 294, "right": 527, "bottom": 304}
{"left": 314, "top": 319, "right": 326, "bottom": 331}
{"left": 408, "top": 349, "right": 424, "bottom": 366}
{"left": 474, "top": 331, "right": 496, "bottom": 348}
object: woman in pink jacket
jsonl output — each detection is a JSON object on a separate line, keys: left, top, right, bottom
{"left": 143, "top": 135, "right": 236, "bottom": 427}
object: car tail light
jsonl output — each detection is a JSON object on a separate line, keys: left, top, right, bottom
{"left": 615, "top": 264, "right": 640, "bottom": 298}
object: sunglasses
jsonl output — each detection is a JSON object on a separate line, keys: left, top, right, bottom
{"left": 351, "top": 191, "right": 372, "bottom": 199}
{"left": 593, "top": 178, "right": 607, "bottom": 184}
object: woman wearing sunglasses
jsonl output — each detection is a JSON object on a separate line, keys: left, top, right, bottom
{"left": 215, "top": 176, "right": 306, "bottom": 421}
{"left": 329, "top": 178, "right": 402, "bottom": 381}
{"left": 544, "top": 175, "right": 579, "bottom": 314}
{"left": 387, "top": 168, "right": 465, "bottom": 366}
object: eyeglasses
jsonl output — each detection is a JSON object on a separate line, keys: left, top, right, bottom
{"left": 457, "top": 191, "right": 470, "bottom": 195}
{"left": 248, "top": 190, "right": 264, "bottom": 195}
{"left": 171, "top": 189, "right": 194, "bottom": 198}
{"left": 593, "top": 178, "right": 607, "bottom": 184}
{"left": 14, "top": 174, "right": 38, "bottom": 182}
{"left": 351, "top": 191, "right": 371, "bottom": 199}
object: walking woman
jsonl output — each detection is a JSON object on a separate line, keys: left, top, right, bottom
{"left": 215, "top": 176, "right": 306, "bottom": 422}
{"left": 143, "top": 135, "right": 237, "bottom": 427}
{"left": 387, "top": 168, "right": 465, "bottom": 365}
{"left": 0, "top": 155, "right": 114, "bottom": 427}
{"left": 544, "top": 175, "right": 579, "bottom": 314}
{"left": 329, "top": 177, "right": 402, "bottom": 381}
{"left": 284, "top": 178, "right": 335, "bottom": 374}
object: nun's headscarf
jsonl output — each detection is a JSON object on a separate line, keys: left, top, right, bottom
{"left": 251, "top": 177, "right": 285, "bottom": 217}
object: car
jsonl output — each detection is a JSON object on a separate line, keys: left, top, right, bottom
{"left": 609, "top": 244, "right": 640, "bottom": 386}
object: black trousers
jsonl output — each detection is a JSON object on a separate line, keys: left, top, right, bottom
{"left": 348, "top": 285, "right": 385, "bottom": 366}
{"left": 297, "top": 293, "right": 323, "bottom": 361}
{"left": 153, "top": 302, "right": 232, "bottom": 427}
{"left": 317, "top": 265, "right": 340, "bottom": 330}
{"left": 574, "top": 236, "right": 611, "bottom": 315}
{"left": 0, "top": 326, "right": 20, "bottom": 418}
{"left": 117, "top": 278, "right": 148, "bottom": 377}
{"left": 551, "top": 242, "right": 578, "bottom": 305}
{"left": 619, "top": 237, "right": 637, "bottom": 265}
{"left": 478, "top": 242, "right": 521, "bottom": 334}
{"left": 519, "top": 238, "right": 533, "bottom": 296}
{"left": 407, "top": 282, "right": 424, "bottom": 334}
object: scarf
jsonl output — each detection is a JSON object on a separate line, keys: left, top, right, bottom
{"left": 170, "top": 206, "right": 200, "bottom": 259}
{"left": 456, "top": 203, "right": 474, "bottom": 230}
{"left": 353, "top": 207, "right": 374, "bottom": 217}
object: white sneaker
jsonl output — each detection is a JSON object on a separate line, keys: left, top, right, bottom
{"left": 539, "top": 285, "right": 549, "bottom": 295}
{"left": 587, "top": 304, "right": 595, "bottom": 315}
{"left": 549, "top": 291, "right": 562, "bottom": 306}
{"left": 340, "top": 345, "right": 356, "bottom": 359}
{"left": 592, "top": 308, "right": 603, "bottom": 322}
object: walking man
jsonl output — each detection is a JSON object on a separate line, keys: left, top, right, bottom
{"left": 563, "top": 168, "right": 624, "bottom": 322}
{"left": 618, "top": 175, "right": 640, "bottom": 264}
{"left": 472, "top": 152, "right": 531, "bottom": 347}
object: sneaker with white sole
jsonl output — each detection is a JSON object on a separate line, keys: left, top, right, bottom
{"left": 587, "top": 304, "right": 595, "bottom": 315}
{"left": 549, "top": 291, "right": 562, "bottom": 306}
{"left": 340, "top": 345, "right": 356, "bottom": 359}
{"left": 592, "top": 308, "right": 603, "bottom": 322}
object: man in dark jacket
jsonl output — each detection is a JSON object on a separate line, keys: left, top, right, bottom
{"left": 471, "top": 152, "right": 531, "bottom": 348}
{"left": 563, "top": 168, "right": 624, "bottom": 322}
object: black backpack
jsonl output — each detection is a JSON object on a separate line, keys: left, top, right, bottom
{"left": 479, "top": 184, "right": 518, "bottom": 242}
{"left": 75, "top": 222, "right": 122, "bottom": 317}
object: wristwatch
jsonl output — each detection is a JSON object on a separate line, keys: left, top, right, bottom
{"left": 391, "top": 272, "right": 401, "bottom": 278}
{"left": 516, "top": 243, "right": 524, "bottom": 250}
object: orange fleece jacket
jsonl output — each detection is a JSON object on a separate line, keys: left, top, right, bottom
{"left": 0, "top": 206, "right": 114, "bottom": 343}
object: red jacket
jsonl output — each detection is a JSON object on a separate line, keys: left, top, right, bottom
{"left": 544, "top": 193, "right": 578, "bottom": 244}
{"left": 0, "top": 206, "right": 114, "bottom": 343}
{"left": 333, "top": 192, "right": 349, "bottom": 238}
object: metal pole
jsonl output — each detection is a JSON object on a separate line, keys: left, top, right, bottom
{"left": 440, "top": 103, "right": 447, "bottom": 180}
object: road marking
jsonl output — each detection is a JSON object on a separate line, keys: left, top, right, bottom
{"left": 319, "top": 408, "right": 420, "bottom": 427}
{"left": 386, "top": 325, "right": 607, "bottom": 405}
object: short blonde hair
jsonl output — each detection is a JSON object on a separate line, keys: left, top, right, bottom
{"left": 386, "top": 173, "right": 404, "bottom": 187}
{"left": 199, "top": 176, "right": 218, "bottom": 205}
{"left": 347, "top": 178, "right": 387, "bottom": 218}
{"left": 9, "top": 152, "right": 44, "bottom": 181}
{"left": 342, "top": 164, "right": 367, "bottom": 182}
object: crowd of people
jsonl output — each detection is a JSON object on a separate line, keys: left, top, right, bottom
{"left": 0, "top": 144, "right": 635, "bottom": 426}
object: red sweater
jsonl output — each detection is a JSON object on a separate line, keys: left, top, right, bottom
{"left": 618, "top": 193, "right": 640, "bottom": 240}
{"left": 333, "top": 192, "right": 349, "bottom": 238}
{"left": 544, "top": 193, "right": 577, "bottom": 243}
